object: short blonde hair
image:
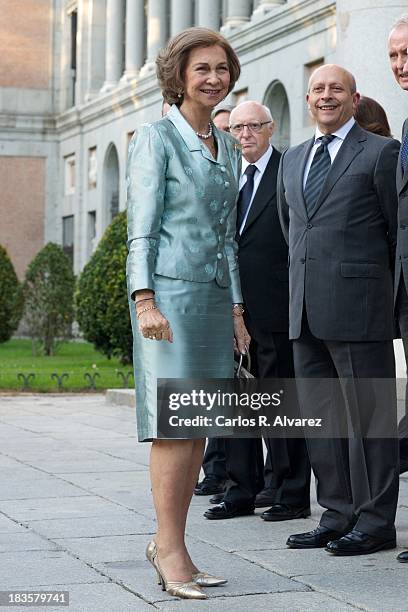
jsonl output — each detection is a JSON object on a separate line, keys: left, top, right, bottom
{"left": 156, "top": 27, "right": 241, "bottom": 105}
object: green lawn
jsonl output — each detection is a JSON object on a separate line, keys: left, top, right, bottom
{"left": 0, "top": 339, "right": 134, "bottom": 392}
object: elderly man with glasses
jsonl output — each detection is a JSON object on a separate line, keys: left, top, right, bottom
{"left": 204, "top": 101, "right": 311, "bottom": 521}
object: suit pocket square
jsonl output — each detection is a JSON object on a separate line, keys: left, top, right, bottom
{"left": 340, "top": 263, "right": 381, "bottom": 278}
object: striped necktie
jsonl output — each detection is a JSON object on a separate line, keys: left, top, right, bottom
{"left": 401, "top": 129, "right": 408, "bottom": 174}
{"left": 304, "top": 134, "right": 336, "bottom": 213}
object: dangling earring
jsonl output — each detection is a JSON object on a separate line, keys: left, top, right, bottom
{"left": 177, "top": 91, "right": 183, "bottom": 99}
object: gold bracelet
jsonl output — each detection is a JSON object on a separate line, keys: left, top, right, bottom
{"left": 232, "top": 303, "right": 244, "bottom": 316}
{"left": 136, "top": 304, "right": 157, "bottom": 319}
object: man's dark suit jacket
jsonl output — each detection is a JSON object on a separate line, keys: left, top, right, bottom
{"left": 395, "top": 118, "right": 408, "bottom": 302}
{"left": 277, "top": 123, "right": 400, "bottom": 341}
{"left": 237, "top": 148, "right": 288, "bottom": 342}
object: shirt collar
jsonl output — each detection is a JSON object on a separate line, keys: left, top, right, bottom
{"left": 242, "top": 145, "right": 273, "bottom": 176}
{"left": 166, "top": 104, "right": 227, "bottom": 165}
{"left": 166, "top": 104, "right": 203, "bottom": 152}
{"left": 314, "top": 116, "right": 356, "bottom": 144}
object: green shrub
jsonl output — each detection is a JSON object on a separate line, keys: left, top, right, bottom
{"left": 75, "top": 212, "right": 132, "bottom": 364}
{"left": 0, "top": 245, "right": 24, "bottom": 343}
{"left": 23, "top": 243, "right": 75, "bottom": 356}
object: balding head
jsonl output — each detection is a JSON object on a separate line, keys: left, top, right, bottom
{"left": 306, "top": 64, "right": 360, "bottom": 134}
{"left": 230, "top": 101, "right": 273, "bottom": 125}
{"left": 308, "top": 64, "right": 356, "bottom": 95}
{"left": 230, "top": 101, "right": 274, "bottom": 162}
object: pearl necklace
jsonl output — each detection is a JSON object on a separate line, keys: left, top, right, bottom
{"left": 195, "top": 122, "right": 213, "bottom": 140}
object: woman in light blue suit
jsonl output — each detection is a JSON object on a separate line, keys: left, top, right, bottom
{"left": 126, "top": 28, "right": 250, "bottom": 599}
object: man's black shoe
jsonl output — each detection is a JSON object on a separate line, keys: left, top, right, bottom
{"left": 255, "top": 489, "right": 276, "bottom": 508}
{"left": 261, "top": 503, "right": 311, "bottom": 522}
{"left": 194, "top": 477, "right": 225, "bottom": 496}
{"left": 286, "top": 525, "right": 345, "bottom": 549}
{"left": 209, "top": 492, "right": 225, "bottom": 504}
{"left": 325, "top": 529, "right": 396, "bottom": 556}
{"left": 204, "top": 501, "right": 254, "bottom": 520}
{"left": 397, "top": 550, "right": 408, "bottom": 562}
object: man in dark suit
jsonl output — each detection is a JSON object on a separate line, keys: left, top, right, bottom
{"left": 278, "top": 64, "right": 400, "bottom": 555}
{"left": 388, "top": 15, "right": 408, "bottom": 563}
{"left": 204, "top": 101, "right": 311, "bottom": 521}
{"left": 194, "top": 106, "right": 235, "bottom": 498}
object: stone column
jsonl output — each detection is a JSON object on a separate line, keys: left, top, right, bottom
{"left": 101, "top": 0, "right": 125, "bottom": 91}
{"left": 121, "top": 0, "right": 145, "bottom": 82}
{"left": 221, "top": 0, "right": 251, "bottom": 31}
{"left": 196, "top": 0, "right": 221, "bottom": 30}
{"left": 252, "top": 0, "right": 285, "bottom": 19}
{"left": 140, "top": 0, "right": 168, "bottom": 76}
{"left": 85, "top": 0, "right": 106, "bottom": 100}
{"left": 170, "top": 0, "right": 193, "bottom": 35}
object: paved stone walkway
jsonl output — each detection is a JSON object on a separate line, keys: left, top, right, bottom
{"left": 0, "top": 394, "right": 407, "bottom": 611}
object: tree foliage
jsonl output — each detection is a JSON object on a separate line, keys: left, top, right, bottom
{"left": 23, "top": 243, "right": 75, "bottom": 356}
{"left": 0, "top": 245, "right": 24, "bottom": 343}
{"left": 75, "top": 212, "right": 132, "bottom": 364}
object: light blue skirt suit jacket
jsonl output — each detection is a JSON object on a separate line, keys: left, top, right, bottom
{"left": 126, "top": 104, "right": 242, "bottom": 441}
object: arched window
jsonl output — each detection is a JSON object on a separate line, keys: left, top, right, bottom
{"left": 263, "top": 80, "right": 290, "bottom": 151}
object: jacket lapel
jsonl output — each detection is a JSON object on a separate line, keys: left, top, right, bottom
{"left": 308, "top": 123, "right": 365, "bottom": 219}
{"left": 241, "top": 149, "right": 280, "bottom": 235}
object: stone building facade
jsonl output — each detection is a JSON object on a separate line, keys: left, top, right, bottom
{"left": 0, "top": 0, "right": 407, "bottom": 280}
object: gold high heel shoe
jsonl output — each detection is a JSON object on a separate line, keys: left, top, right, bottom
{"left": 145, "top": 541, "right": 207, "bottom": 600}
{"left": 192, "top": 571, "right": 228, "bottom": 587}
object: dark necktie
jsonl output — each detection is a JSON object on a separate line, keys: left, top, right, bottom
{"left": 237, "top": 164, "right": 257, "bottom": 231}
{"left": 304, "top": 134, "right": 336, "bottom": 213}
{"left": 401, "top": 129, "right": 408, "bottom": 174}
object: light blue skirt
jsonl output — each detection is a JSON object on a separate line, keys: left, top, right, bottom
{"left": 129, "top": 275, "right": 234, "bottom": 441}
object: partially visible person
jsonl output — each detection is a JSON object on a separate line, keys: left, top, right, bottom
{"left": 212, "top": 104, "right": 234, "bottom": 132}
{"left": 127, "top": 27, "right": 250, "bottom": 598}
{"left": 279, "top": 64, "right": 399, "bottom": 556}
{"left": 194, "top": 103, "right": 234, "bottom": 499}
{"left": 204, "top": 101, "right": 311, "bottom": 521}
{"left": 354, "top": 95, "right": 392, "bottom": 137}
{"left": 388, "top": 13, "right": 408, "bottom": 564}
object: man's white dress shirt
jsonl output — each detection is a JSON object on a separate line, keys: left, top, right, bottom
{"left": 303, "top": 116, "right": 356, "bottom": 188}
{"left": 238, "top": 144, "right": 273, "bottom": 235}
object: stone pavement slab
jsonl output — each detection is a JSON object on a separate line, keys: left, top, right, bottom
{"left": 0, "top": 394, "right": 408, "bottom": 612}
{"left": 0, "top": 477, "right": 92, "bottom": 501}
{"left": 0, "top": 531, "right": 59, "bottom": 552}
{"left": 93, "top": 538, "right": 309, "bottom": 604}
{"left": 0, "top": 514, "right": 26, "bottom": 534}
{"left": 0, "top": 584, "right": 154, "bottom": 612}
{"left": 236, "top": 546, "right": 405, "bottom": 578}
{"left": 155, "top": 592, "right": 359, "bottom": 611}
{"left": 24, "top": 511, "right": 156, "bottom": 538}
{"left": 0, "top": 494, "right": 124, "bottom": 521}
{"left": 0, "top": 549, "right": 108, "bottom": 589}
{"left": 296, "top": 568, "right": 408, "bottom": 611}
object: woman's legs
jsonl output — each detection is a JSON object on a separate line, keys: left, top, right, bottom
{"left": 150, "top": 438, "right": 205, "bottom": 581}
{"left": 180, "top": 438, "right": 206, "bottom": 572}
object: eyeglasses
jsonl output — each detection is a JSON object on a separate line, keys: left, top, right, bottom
{"left": 230, "top": 121, "right": 272, "bottom": 135}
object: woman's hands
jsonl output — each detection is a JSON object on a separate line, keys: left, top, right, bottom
{"left": 135, "top": 290, "right": 173, "bottom": 343}
{"left": 233, "top": 307, "right": 251, "bottom": 355}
